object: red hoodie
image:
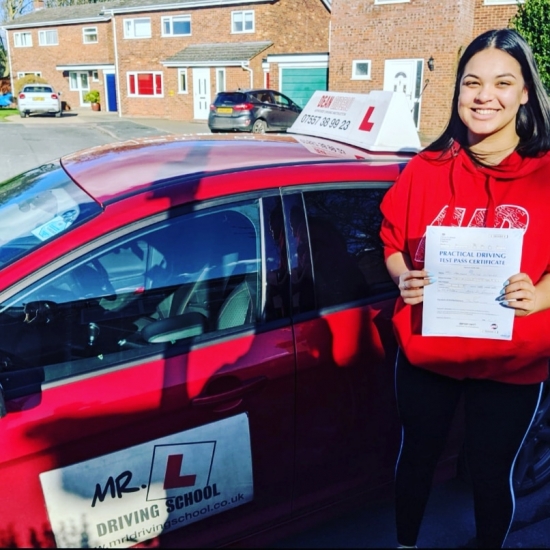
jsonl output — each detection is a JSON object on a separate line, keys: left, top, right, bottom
{"left": 380, "top": 144, "right": 550, "bottom": 384}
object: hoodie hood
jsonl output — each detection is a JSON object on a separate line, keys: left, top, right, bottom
{"left": 440, "top": 144, "right": 550, "bottom": 228}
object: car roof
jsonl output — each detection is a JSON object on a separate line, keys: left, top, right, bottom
{"left": 61, "top": 133, "right": 413, "bottom": 205}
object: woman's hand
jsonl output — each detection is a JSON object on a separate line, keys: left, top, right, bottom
{"left": 398, "top": 269, "right": 435, "bottom": 305}
{"left": 498, "top": 273, "right": 538, "bottom": 317}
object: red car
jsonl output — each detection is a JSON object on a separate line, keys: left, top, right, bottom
{"left": 0, "top": 95, "right": 547, "bottom": 548}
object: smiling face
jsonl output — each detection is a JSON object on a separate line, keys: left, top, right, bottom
{"left": 458, "top": 47, "right": 528, "bottom": 151}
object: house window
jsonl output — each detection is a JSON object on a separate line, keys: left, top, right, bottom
{"left": 14, "top": 32, "right": 32, "bottom": 47}
{"left": 92, "top": 70, "right": 99, "bottom": 82}
{"left": 38, "top": 29, "right": 58, "bottom": 46}
{"left": 351, "top": 60, "right": 372, "bottom": 80}
{"left": 83, "top": 27, "right": 98, "bottom": 44}
{"left": 232, "top": 10, "right": 254, "bottom": 33}
{"left": 162, "top": 15, "right": 191, "bottom": 36}
{"left": 178, "top": 69, "right": 188, "bottom": 94}
{"left": 124, "top": 18, "right": 151, "bottom": 39}
{"left": 17, "top": 71, "right": 41, "bottom": 78}
{"left": 128, "top": 72, "right": 163, "bottom": 97}
{"left": 484, "top": 0, "right": 524, "bottom": 4}
{"left": 216, "top": 68, "right": 226, "bottom": 93}
{"left": 374, "top": 0, "right": 410, "bottom": 4}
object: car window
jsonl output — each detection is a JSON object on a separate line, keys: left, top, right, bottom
{"left": 301, "top": 187, "right": 395, "bottom": 309}
{"left": 272, "top": 92, "right": 291, "bottom": 108}
{"left": 214, "top": 92, "right": 247, "bottom": 105}
{"left": 250, "top": 91, "right": 272, "bottom": 104}
{"left": 0, "top": 201, "right": 262, "bottom": 398}
{"left": 23, "top": 86, "right": 53, "bottom": 93}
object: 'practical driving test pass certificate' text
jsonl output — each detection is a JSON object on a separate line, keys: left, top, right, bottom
{"left": 422, "top": 226, "right": 523, "bottom": 340}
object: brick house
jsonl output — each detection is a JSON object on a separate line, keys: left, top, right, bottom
{"left": 329, "top": 0, "right": 522, "bottom": 140}
{"left": 2, "top": 0, "right": 331, "bottom": 120}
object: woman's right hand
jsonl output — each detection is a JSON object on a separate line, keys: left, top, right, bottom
{"left": 398, "top": 270, "right": 435, "bottom": 305}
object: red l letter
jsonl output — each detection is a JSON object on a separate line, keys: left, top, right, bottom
{"left": 359, "top": 106, "right": 375, "bottom": 132}
{"left": 163, "top": 454, "right": 197, "bottom": 490}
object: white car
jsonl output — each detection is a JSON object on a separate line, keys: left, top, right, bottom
{"left": 17, "top": 84, "right": 62, "bottom": 118}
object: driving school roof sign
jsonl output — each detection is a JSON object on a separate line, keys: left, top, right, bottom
{"left": 288, "top": 90, "right": 421, "bottom": 153}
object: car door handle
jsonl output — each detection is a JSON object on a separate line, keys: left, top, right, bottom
{"left": 191, "top": 376, "right": 267, "bottom": 407}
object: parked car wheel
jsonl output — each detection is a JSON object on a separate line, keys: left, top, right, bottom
{"left": 252, "top": 119, "right": 267, "bottom": 134}
{"left": 55, "top": 111, "right": 61, "bottom": 118}
{"left": 512, "top": 379, "right": 550, "bottom": 496}
{"left": 19, "top": 111, "right": 25, "bottom": 118}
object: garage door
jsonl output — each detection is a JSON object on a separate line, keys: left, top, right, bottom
{"left": 281, "top": 67, "right": 328, "bottom": 108}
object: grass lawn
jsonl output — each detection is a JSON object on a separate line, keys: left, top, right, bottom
{"left": 0, "top": 108, "right": 19, "bottom": 121}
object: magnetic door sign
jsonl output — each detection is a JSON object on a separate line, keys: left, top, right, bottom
{"left": 288, "top": 90, "right": 421, "bottom": 153}
{"left": 39, "top": 414, "right": 254, "bottom": 548}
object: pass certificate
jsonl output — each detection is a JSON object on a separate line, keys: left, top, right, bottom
{"left": 422, "top": 226, "right": 523, "bottom": 340}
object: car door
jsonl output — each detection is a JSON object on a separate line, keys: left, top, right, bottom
{"left": 271, "top": 92, "right": 301, "bottom": 130}
{"left": 0, "top": 197, "right": 295, "bottom": 548}
{"left": 281, "top": 187, "right": 404, "bottom": 514}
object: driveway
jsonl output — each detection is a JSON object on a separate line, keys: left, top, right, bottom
{"left": 0, "top": 110, "right": 210, "bottom": 182}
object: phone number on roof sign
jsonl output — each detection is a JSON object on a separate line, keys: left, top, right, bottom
{"left": 299, "top": 114, "right": 351, "bottom": 131}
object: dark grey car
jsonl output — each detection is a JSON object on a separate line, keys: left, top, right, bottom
{"left": 208, "top": 89, "right": 302, "bottom": 134}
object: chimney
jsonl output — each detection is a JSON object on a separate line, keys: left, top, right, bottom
{"left": 34, "top": 0, "right": 45, "bottom": 11}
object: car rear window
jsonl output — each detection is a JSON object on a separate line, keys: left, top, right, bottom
{"left": 0, "top": 162, "right": 101, "bottom": 268}
{"left": 22, "top": 86, "right": 53, "bottom": 93}
{"left": 214, "top": 92, "right": 247, "bottom": 105}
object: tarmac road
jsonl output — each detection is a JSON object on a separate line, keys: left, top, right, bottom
{"left": 0, "top": 109, "right": 209, "bottom": 181}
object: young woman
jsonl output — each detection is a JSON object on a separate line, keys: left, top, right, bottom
{"left": 380, "top": 28, "right": 550, "bottom": 548}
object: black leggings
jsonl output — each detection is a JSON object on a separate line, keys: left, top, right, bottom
{"left": 395, "top": 351, "right": 543, "bottom": 548}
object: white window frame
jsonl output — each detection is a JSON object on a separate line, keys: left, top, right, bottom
{"left": 374, "top": 0, "right": 410, "bottom": 4}
{"left": 178, "top": 68, "right": 188, "bottom": 94}
{"left": 83, "top": 27, "right": 98, "bottom": 44}
{"left": 483, "top": 0, "right": 523, "bottom": 4}
{"left": 127, "top": 71, "right": 164, "bottom": 97}
{"left": 38, "top": 29, "right": 58, "bottom": 46}
{"left": 351, "top": 60, "right": 372, "bottom": 80}
{"left": 216, "top": 68, "right": 226, "bottom": 93}
{"left": 231, "top": 10, "right": 254, "bottom": 34}
{"left": 161, "top": 15, "right": 192, "bottom": 37}
{"left": 123, "top": 18, "right": 152, "bottom": 39}
{"left": 92, "top": 70, "right": 99, "bottom": 82}
{"left": 14, "top": 32, "right": 32, "bottom": 48}
{"left": 17, "top": 71, "right": 41, "bottom": 78}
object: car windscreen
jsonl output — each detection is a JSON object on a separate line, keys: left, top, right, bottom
{"left": 214, "top": 92, "right": 247, "bottom": 105}
{"left": 0, "top": 162, "right": 101, "bottom": 268}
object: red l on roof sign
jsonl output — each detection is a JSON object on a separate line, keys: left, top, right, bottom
{"left": 288, "top": 90, "right": 421, "bottom": 153}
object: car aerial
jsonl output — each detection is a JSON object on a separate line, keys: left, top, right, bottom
{"left": 17, "top": 84, "right": 62, "bottom": 118}
{"left": 208, "top": 88, "right": 302, "bottom": 134}
{"left": 0, "top": 91, "right": 548, "bottom": 549}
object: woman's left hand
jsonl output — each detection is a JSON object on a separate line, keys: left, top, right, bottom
{"left": 498, "top": 273, "right": 537, "bottom": 317}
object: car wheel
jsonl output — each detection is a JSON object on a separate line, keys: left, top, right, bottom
{"left": 252, "top": 119, "right": 267, "bottom": 134}
{"left": 512, "top": 379, "right": 550, "bottom": 496}
{"left": 55, "top": 111, "right": 61, "bottom": 118}
{"left": 19, "top": 111, "right": 25, "bottom": 118}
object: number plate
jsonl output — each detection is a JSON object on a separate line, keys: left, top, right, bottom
{"left": 216, "top": 107, "right": 233, "bottom": 114}
{"left": 33, "top": 97, "right": 45, "bottom": 101}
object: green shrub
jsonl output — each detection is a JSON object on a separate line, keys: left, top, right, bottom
{"left": 14, "top": 74, "right": 49, "bottom": 95}
{"left": 84, "top": 90, "right": 100, "bottom": 104}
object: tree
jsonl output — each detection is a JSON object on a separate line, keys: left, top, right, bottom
{"left": 0, "top": 35, "right": 8, "bottom": 78}
{"left": 43, "top": 0, "right": 111, "bottom": 7}
{"left": 510, "top": 0, "right": 550, "bottom": 91}
{"left": 0, "top": 0, "right": 33, "bottom": 22}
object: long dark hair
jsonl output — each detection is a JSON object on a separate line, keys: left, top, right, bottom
{"left": 426, "top": 28, "right": 550, "bottom": 157}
